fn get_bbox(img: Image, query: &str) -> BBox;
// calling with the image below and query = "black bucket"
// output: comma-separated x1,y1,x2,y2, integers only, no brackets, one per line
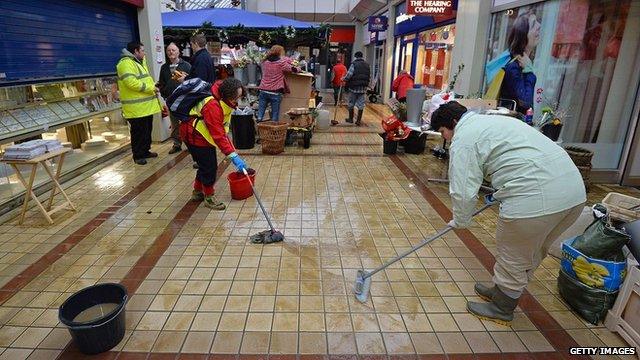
383,138,398,155
59,283,128,355
230,114,256,150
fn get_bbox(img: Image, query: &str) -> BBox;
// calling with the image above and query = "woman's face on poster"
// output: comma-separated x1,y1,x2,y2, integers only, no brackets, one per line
528,14,541,48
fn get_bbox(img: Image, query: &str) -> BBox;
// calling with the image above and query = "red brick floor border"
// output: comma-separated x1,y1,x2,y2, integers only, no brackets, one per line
0,152,190,305
389,155,589,360
58,160,232,359
51,151,579,359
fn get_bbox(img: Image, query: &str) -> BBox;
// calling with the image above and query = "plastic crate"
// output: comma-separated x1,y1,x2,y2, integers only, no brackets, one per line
602,192,640,223
605,258,640,350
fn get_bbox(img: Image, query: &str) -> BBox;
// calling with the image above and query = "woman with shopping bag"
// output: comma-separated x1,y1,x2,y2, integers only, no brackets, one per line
485,13,541,114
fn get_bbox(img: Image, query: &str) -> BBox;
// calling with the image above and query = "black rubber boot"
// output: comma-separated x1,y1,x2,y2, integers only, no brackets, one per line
474,283,496,302
467,286,519,325
355,109,363,126
345,108,354,123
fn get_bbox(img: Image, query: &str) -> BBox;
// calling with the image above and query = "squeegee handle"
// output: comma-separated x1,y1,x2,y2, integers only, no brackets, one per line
365,203,493,279
243,168,277,232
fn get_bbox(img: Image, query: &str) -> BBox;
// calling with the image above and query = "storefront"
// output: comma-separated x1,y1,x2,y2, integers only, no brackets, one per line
364,14,389,99
391,0,458,96
483,0,640,182
0,0,142,211
322,26,356,89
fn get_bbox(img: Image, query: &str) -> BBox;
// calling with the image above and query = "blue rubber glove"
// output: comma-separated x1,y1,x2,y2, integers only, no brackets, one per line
484,194,497,205
228,152,247,172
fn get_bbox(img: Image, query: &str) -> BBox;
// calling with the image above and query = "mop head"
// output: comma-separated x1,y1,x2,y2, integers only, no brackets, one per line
250,230,284,244
353,270,372,303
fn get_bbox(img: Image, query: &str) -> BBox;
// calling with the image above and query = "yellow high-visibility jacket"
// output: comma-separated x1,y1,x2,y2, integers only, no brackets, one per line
189,96,232,147
116,49,161,119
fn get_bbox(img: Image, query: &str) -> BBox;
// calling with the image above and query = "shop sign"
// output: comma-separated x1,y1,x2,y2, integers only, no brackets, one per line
407,0,453,16
368,16,388,32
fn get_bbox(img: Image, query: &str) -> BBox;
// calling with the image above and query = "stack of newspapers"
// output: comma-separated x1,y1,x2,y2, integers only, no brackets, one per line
3,140,63,160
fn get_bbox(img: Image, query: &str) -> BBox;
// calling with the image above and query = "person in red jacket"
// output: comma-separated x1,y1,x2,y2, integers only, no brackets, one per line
180,78,249,210
392,70,415,103
331,59,348,106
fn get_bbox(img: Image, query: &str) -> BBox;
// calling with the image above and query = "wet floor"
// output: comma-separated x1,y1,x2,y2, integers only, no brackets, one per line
0,104,636,359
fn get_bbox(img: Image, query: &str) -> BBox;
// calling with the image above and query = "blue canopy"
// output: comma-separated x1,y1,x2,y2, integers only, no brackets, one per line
162,8,315,29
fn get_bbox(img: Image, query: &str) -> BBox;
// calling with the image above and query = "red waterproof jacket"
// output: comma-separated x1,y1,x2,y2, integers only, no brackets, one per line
392,72,415,99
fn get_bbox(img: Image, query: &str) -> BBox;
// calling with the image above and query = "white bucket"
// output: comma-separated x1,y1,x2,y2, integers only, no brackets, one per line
316,109,330,130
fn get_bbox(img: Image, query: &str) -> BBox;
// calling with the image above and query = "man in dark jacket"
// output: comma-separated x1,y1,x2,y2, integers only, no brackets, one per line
342,51,370,126
158,43,191,154
176,33,215,84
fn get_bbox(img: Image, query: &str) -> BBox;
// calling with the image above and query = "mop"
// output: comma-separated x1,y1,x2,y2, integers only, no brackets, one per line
331,85,343,126
353,199,495,303
242,168,284,244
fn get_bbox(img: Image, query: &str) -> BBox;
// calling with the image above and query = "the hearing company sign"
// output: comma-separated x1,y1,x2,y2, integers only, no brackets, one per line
407,0,453,15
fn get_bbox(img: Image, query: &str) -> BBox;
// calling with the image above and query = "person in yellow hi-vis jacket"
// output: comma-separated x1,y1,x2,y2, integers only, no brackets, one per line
429,101,586,325
116,41,161,165
179,78,248,210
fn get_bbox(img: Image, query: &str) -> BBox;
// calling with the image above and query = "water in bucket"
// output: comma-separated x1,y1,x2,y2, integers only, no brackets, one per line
73,303,119,323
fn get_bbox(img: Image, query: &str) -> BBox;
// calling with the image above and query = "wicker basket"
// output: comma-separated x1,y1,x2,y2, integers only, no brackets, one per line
257,121,288,155
565,146,594,166
602,192,640,223
288,114,314,128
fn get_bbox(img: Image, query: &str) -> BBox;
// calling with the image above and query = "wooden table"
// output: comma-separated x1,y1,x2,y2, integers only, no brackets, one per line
2,148,76,225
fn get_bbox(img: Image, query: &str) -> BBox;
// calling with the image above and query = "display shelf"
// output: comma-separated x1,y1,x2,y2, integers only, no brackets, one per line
0,106,121,144
0,91,112,112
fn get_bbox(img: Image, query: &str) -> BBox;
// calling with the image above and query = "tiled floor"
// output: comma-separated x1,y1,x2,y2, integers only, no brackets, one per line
0,104,637,360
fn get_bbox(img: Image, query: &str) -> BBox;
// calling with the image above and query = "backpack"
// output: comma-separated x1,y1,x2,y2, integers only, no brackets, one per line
165,78,212,122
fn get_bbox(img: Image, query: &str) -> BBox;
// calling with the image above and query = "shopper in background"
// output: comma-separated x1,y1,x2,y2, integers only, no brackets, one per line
331,59,347,107
116,41,161,166
298,55,308,72
500,13,540,114
430,101,586,325
158,42,191,155
342,51,371,126
177,33,215,84
392,69,414,103
180,78,249,210
257,45,296,122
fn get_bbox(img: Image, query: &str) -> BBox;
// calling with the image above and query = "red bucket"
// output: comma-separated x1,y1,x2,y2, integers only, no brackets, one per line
227,168,256,200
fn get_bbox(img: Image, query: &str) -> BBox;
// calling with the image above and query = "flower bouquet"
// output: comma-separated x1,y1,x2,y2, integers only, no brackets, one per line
535,99,569,142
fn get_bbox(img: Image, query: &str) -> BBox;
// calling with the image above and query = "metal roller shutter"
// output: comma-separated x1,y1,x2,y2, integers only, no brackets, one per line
0,0,138,86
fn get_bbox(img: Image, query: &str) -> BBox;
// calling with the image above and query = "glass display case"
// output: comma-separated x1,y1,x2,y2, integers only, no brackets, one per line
0,77,131,209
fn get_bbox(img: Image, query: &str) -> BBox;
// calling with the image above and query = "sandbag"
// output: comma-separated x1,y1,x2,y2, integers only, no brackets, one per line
572,206,629,261
557,268,618,325
561,238,627,291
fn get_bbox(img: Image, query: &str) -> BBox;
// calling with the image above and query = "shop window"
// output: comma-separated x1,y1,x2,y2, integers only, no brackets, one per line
486,0,640,169
415,25,455,93
0,77,128,204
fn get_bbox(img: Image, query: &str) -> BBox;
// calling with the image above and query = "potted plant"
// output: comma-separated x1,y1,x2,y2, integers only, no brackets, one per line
244,42,263,86
534,99,569,142
231,56,248,84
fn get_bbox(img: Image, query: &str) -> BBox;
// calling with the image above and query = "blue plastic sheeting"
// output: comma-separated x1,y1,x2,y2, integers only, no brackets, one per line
0,0,137,86
162,8,314,29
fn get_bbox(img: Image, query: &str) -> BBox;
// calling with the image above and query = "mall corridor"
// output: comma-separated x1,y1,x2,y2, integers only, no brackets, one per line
0,104,635,359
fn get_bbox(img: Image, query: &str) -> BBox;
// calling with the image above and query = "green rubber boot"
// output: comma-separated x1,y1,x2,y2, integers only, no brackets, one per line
467,286,518,326
191,190,204,202
203,195,226,210
474,283,496,302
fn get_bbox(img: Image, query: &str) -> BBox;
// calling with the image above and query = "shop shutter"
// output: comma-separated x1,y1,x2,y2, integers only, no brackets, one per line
0,0,138,86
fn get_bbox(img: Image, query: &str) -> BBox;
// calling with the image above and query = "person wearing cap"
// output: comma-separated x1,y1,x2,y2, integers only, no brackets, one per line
341,51,371,126
429,101,586,325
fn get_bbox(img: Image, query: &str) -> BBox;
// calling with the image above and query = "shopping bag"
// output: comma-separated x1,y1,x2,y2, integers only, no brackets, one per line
484,69,505,101
485,50,511,86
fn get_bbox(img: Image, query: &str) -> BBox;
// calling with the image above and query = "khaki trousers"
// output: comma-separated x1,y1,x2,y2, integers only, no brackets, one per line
492,203,585,297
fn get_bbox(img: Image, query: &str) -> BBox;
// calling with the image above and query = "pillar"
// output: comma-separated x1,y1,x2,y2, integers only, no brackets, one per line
449,0,491,96
138,0,170,142
381,2,396,101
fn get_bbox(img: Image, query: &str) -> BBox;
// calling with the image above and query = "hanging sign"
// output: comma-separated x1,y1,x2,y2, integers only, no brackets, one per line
368,16,388,32
407,0,454,16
